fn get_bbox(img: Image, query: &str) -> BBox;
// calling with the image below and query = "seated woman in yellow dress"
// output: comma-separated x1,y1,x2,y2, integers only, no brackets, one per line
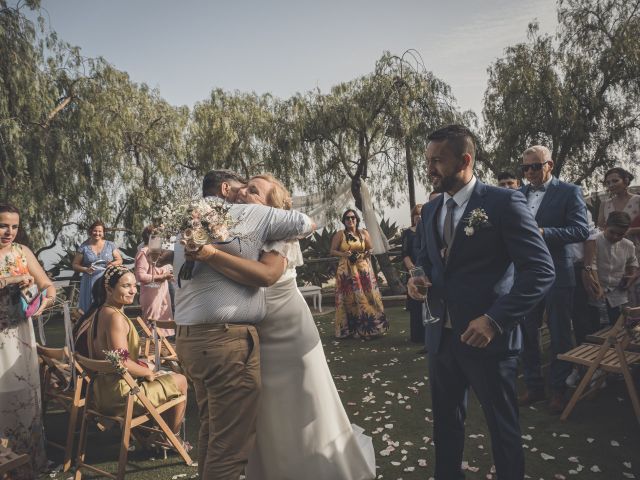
77,265,187,435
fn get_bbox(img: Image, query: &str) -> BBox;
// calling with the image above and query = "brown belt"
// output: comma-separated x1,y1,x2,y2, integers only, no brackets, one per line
176,323,253,335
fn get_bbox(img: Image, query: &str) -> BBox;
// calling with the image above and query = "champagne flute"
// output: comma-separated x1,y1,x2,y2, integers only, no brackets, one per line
409,267,440,325
147,234,163,289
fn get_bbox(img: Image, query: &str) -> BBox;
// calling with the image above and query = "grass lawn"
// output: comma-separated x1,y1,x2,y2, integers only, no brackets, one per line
41,306,639,479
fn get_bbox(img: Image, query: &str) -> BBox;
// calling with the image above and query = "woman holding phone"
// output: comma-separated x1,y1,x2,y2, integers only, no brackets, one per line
72,220,122,313
0,203,56,478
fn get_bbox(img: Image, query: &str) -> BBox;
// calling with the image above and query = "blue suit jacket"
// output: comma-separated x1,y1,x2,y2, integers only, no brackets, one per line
416,181,555,356
519,177,589,288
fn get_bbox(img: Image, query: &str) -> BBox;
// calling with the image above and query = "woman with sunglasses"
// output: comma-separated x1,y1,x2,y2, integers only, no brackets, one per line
330,209,388,339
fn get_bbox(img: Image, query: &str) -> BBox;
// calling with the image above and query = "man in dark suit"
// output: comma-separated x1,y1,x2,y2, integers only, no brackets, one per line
517,146,590,413
408,125,555,479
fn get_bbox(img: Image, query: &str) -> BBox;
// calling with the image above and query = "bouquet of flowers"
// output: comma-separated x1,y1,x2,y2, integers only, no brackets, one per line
103,348,130,375
158,196,240,281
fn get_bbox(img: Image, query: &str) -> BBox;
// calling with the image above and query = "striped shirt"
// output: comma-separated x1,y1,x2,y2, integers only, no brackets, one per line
173,203,313,325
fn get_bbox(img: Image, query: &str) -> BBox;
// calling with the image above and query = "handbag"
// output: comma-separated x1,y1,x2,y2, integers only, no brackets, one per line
20,285,47,318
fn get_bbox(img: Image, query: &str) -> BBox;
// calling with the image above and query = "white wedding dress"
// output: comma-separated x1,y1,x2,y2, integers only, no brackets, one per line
245,241,376,480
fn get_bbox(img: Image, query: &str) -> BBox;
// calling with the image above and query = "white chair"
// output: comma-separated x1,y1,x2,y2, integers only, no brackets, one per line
299,285,323,312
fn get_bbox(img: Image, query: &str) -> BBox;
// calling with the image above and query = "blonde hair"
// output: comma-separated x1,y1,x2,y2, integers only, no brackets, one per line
522,145,552,163
252,173,292,210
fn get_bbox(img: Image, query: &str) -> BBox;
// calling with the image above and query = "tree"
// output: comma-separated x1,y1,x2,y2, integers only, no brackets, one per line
482,0,640,184
187,89,283,179
300,53,458,293
1,1,188,253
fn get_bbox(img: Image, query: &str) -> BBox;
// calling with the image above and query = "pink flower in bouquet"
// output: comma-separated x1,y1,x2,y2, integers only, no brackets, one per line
210,224,229,241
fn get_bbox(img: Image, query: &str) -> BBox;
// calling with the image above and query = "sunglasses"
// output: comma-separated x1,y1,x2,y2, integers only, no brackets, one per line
521,161,549,173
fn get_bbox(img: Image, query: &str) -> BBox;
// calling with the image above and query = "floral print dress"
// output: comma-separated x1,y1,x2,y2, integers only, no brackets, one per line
0,243,47,478
334,231,388,338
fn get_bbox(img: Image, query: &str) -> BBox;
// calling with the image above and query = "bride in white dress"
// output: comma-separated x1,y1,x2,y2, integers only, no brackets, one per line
205,174,375,480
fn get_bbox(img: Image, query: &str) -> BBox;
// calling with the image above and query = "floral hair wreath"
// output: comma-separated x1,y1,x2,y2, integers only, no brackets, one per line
103,265,131,287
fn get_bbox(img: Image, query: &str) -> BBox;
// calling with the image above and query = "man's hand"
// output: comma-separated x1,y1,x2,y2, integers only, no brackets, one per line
582,270,603,300
460,315,496,348
185,244,217,263
407,276,432,301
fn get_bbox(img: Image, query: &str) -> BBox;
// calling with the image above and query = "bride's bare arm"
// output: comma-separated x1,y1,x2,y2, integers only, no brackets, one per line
187,246,286,287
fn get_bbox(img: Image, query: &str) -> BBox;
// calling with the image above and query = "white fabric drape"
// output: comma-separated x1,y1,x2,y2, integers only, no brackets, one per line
292,180,389,254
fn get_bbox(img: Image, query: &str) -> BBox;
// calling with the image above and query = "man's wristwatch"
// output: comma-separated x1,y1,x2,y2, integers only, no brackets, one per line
583,265,593,272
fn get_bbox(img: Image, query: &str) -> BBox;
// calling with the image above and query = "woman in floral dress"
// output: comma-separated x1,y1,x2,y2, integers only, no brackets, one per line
330,209,388,338
0,204,56,478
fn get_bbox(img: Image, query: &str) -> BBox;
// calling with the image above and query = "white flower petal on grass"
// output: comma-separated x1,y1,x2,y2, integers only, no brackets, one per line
587,437,595,443
418,459,428,467
624,462,632,469
611,440,620,447
540,453,555,461
622,473,636,479
568,457,579,463
590,465,601,472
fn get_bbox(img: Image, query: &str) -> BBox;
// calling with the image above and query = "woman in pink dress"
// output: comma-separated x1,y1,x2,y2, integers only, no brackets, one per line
134,225,174,336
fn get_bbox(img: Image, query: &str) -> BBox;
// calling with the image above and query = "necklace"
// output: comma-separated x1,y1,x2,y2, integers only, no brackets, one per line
104,302,124,312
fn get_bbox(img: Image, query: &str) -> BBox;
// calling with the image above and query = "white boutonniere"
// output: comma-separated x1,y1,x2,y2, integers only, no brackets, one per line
464,208,491,236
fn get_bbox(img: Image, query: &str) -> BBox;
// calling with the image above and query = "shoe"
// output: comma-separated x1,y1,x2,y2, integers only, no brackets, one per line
565,368,581,388
518,388,546,406
548,392,566,415
588,369,606,389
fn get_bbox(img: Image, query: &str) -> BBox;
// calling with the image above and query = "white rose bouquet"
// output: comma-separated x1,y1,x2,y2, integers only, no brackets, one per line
158,196,239,281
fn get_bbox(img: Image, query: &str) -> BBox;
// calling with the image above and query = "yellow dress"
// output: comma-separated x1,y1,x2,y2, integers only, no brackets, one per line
334,230,388,338
90,307,181,416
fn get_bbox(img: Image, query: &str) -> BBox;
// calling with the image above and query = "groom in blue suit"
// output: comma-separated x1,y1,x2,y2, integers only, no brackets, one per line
409,125,555,479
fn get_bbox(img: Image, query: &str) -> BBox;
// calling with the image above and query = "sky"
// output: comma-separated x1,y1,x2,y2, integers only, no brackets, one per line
38,0,559,228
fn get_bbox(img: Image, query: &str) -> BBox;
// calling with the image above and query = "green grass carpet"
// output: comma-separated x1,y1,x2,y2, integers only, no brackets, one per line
41,306,639,479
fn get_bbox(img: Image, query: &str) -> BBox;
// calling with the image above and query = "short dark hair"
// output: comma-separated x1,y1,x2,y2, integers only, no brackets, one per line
341,209,361,229
497,171,518,181
606,211,631,229
202,170,246,197
427,124,476,162
604,167,634,186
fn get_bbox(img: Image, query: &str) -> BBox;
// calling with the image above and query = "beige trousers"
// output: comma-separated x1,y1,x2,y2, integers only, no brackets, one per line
176,323,260,480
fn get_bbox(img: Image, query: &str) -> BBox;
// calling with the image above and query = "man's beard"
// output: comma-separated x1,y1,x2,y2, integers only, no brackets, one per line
431,172,459,193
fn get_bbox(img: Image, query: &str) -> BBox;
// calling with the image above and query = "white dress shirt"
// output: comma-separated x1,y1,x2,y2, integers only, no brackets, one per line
525,176,553,217
590,232,639,308
438,176,477,240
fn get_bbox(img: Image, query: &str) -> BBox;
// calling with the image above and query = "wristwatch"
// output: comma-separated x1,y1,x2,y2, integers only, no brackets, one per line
583,265,593,272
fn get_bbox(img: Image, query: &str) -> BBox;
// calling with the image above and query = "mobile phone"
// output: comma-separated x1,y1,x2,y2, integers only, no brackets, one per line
20,284,39,303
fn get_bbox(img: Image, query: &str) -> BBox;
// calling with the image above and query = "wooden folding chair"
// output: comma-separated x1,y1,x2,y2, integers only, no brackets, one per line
73,354,192,480
0,443,30,477
37,344,86,472
558,307,640,425
134,316,181,373
586,324,640,352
